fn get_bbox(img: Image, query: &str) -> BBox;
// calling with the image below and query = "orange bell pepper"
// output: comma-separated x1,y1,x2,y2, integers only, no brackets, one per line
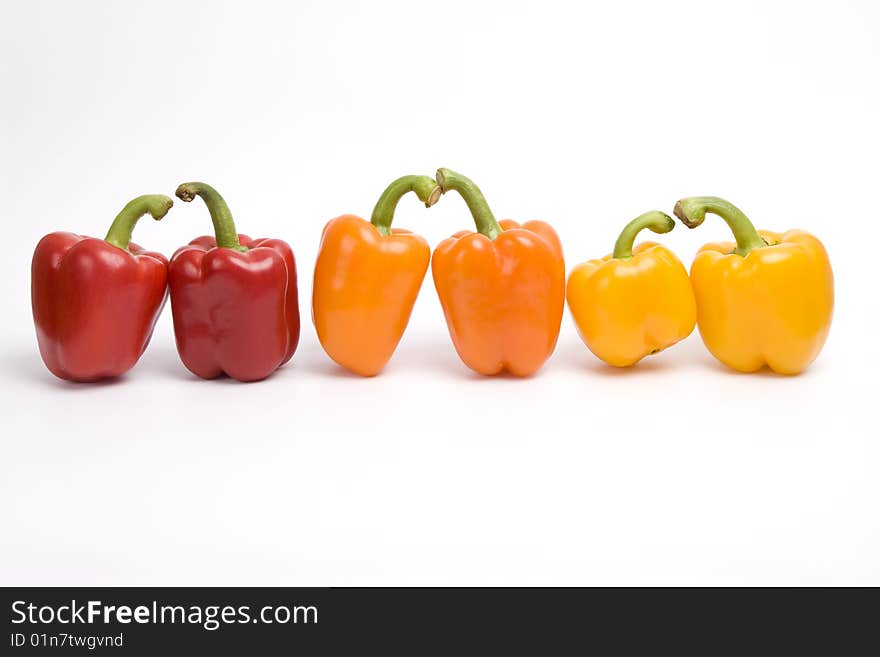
312,175,441,376
431,168,565,376
674,196,834,374
566,211,696,367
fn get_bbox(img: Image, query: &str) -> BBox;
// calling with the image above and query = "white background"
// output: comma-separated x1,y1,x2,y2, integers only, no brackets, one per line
1,0,878,585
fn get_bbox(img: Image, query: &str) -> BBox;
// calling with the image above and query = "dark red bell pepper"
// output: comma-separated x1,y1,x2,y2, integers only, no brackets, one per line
31,194,172,381
169,182,300,382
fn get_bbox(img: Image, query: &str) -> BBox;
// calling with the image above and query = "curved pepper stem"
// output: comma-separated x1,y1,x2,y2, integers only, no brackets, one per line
175,182,246,251
435,168,503,240
104,195,174,251
612,211,675,260
370,175,442,236
674,196,766,257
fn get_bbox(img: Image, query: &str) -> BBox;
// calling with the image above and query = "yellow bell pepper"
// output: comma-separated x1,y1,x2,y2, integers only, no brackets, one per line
674,196,834,375
566,211,696,367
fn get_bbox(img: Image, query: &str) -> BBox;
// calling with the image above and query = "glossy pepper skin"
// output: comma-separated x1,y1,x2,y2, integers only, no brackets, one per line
169,183,299,382
431,169,565,376
567,211,696,367
674,197,833,375
31,195,173,382
313,175,441,376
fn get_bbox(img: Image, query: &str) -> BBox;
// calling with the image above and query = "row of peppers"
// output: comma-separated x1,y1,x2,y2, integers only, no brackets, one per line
31,170,834,382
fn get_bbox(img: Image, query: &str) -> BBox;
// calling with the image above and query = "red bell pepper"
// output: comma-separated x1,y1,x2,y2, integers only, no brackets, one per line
169,182,300,382
31,194,173,382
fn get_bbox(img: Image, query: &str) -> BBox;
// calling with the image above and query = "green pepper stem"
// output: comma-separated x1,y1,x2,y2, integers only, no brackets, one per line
104,195,174,251
370,175,442,236
175,182,245,251
435,168,503,240
673,196,766,256
612,211,675,259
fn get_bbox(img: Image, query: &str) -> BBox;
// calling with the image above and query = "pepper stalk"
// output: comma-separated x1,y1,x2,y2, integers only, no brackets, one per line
612,211,675,260
176,182,247,251
370,175,442,236
104,195,174,251
435,168,504,240
674,196,766,257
